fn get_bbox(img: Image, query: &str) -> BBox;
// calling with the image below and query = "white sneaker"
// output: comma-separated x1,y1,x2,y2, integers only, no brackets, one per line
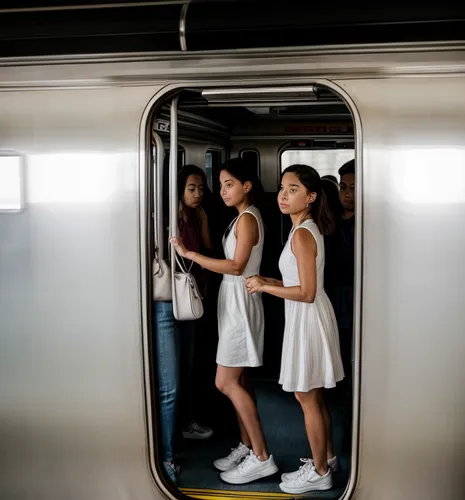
213,442,250,471
279,463,333,494
220,451,279,485
281,456,338,482
182,422,214,440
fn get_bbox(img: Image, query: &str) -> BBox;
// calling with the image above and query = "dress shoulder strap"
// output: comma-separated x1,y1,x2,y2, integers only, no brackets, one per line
236,205,263,244
290,219,320,251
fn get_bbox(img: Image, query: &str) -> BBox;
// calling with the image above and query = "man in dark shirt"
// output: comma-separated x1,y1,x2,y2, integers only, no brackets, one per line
336,159,355,331
325,160,355,334
324,159,355,452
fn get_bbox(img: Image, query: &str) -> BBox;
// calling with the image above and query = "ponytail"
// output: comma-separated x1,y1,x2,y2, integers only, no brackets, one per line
313,188,336,236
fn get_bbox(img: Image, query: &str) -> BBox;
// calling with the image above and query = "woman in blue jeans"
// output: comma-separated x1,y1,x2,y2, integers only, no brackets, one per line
153,300,181,483
153,165,214,483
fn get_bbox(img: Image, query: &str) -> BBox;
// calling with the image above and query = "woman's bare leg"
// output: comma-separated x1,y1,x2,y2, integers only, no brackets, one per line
235,371,261,447
295,388,329,476
321,395,335,459
216,365,268,460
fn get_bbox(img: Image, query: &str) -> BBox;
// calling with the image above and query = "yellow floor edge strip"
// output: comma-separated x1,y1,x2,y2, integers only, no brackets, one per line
179,487,300,500
181,494,294,499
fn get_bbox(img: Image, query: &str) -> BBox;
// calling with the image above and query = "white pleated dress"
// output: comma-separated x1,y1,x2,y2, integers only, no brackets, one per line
279,219,344,392
216,205,265,368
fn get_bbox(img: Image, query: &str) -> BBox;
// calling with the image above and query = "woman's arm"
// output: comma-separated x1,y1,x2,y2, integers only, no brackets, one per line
246,228,317,303
251,276,283,287
170,213,257,276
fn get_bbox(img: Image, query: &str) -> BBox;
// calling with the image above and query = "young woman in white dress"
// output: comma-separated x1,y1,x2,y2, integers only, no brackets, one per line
246,164,344,494
170,158,278,485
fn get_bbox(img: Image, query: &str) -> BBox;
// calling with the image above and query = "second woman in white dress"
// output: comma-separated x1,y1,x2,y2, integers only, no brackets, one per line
170,158,278,484
246,164,344,494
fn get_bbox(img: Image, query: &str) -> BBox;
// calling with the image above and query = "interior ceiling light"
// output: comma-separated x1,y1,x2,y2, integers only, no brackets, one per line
201,86,319,107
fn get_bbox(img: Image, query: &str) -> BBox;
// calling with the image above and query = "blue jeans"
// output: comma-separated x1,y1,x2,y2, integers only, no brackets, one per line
179,320,196,425
153,301,180,462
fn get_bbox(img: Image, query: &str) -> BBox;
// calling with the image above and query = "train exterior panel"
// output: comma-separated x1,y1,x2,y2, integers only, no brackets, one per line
1,44,465,500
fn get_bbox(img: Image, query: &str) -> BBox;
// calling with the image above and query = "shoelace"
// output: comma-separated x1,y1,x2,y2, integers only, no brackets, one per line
294,457,336,471
293,458,313,481
238,451,259,473
227,444,246,460
191,422,209,433
296,458,313,470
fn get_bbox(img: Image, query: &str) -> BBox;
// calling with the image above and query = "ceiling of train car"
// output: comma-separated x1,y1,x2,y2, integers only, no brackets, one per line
177,88,352,129
1,2,465,57
155,86,354,146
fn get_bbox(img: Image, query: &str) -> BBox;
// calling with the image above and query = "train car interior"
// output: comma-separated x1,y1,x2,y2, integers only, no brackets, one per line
149,85,355,499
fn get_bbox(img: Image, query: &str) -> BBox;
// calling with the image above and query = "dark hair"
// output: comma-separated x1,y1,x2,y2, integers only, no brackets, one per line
177,164,211,206
321,178,344,221
219,157,265,209
321,174,338,185
281,164,335,236
338,159,355,178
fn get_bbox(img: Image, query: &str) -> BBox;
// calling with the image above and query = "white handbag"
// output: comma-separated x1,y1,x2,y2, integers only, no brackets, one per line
153,248,172,302
172,254,204,321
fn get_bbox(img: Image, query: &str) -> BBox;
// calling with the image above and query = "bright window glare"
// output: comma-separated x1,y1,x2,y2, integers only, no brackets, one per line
0,156,22,211
394,148,465,204
281,149,354,180
29,153,132,204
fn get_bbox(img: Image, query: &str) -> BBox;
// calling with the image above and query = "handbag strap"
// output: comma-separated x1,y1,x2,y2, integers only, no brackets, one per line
175,253,194,274
174,254,202,300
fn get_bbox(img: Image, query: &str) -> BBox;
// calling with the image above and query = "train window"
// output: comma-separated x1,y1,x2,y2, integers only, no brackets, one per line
205,149,222,192
163,147,185,171
281,148,354,179
240,148,260,177
0,154,23,212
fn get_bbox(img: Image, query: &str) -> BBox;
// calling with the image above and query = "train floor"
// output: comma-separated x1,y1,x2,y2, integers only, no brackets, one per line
177,380,351,498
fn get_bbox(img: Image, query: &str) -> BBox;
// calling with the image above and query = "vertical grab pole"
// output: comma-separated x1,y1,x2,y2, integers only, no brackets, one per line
169,96,179,297
152,131,165,260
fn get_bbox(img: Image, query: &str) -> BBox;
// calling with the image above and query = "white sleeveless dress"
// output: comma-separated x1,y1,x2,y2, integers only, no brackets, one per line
216,205,265,367
279,219,344,392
